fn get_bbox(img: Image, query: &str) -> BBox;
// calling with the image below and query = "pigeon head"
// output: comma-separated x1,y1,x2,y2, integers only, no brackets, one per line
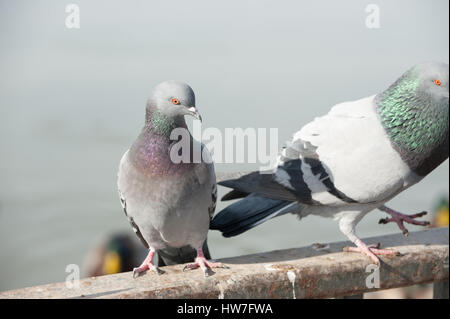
376,62,449,176
146,80,201,123
413,62,449,106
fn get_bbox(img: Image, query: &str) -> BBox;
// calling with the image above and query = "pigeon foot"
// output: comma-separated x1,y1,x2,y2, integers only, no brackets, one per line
343,241,399,265
132,248,164,278
182,249,229,277
378,205,430,236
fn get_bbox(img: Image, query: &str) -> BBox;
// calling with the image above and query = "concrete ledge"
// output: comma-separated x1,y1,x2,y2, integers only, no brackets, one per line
0,227,448,299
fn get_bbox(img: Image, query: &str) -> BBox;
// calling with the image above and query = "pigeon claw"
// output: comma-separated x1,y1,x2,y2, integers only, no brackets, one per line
133,267,145,278
154,267,165,275
132,264,164,278
182,257,228,278
344,241,400,265
203,268,215,278
378,206,430,236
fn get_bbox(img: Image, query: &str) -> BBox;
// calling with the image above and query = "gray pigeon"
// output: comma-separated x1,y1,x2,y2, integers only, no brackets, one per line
211,62,449,265
117,81,224,277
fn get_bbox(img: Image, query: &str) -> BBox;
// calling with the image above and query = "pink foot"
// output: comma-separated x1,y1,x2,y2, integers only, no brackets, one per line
343,240,399,265
378,205,430,236
183,249,229,277
132,248,164,278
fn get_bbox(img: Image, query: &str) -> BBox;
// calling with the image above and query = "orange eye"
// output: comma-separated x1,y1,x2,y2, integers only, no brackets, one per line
434,79,442,86
171,98,180,105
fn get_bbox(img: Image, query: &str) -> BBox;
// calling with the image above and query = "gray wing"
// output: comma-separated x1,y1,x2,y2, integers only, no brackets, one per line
118,189,150,249
199,143,217,220
208,183,217,220
219,156,359,205
117,150,151,249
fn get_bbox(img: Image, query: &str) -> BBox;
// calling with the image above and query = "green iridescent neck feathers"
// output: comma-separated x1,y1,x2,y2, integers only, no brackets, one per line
375,62,449,176
146,109,178,136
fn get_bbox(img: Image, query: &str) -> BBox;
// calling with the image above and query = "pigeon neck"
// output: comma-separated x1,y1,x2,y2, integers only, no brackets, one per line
145,109,187,137
375,73,449,176
129,111,193,175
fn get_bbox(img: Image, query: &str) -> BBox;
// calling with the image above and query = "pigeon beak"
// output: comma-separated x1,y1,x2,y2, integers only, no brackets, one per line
187,106,202,122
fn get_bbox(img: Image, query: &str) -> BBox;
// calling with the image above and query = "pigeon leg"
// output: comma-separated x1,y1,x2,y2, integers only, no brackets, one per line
343,239,399,265
339,215,399,265
182,248,228,277
132,247,164,278
378,205,430,236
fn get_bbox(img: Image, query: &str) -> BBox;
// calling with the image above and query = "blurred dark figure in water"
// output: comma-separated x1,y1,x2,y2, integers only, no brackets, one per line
83,233,147,277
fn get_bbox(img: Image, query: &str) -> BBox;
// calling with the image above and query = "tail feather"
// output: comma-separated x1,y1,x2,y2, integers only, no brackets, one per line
221,189,249,201
210,194,299,237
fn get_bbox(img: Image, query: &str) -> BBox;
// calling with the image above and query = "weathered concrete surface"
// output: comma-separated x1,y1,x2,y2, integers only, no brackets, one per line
0,227,448,299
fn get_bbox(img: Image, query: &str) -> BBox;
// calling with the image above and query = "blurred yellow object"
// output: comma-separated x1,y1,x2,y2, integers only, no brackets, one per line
431,197,449,228
102,251,122,275
435,207,449,227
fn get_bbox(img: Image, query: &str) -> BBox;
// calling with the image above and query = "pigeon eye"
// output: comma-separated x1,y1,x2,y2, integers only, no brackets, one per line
434,79,442,86
171,98,180,105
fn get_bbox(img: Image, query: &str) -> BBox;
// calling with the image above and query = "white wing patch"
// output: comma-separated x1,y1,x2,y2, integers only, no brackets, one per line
300,159,346,205
281,95,416,204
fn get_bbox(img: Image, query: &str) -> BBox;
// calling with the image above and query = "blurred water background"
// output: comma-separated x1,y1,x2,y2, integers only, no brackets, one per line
0,0,448,290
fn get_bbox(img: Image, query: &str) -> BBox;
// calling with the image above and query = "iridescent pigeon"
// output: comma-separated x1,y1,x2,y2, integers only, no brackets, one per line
118,81,225,277
211,62,449,265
